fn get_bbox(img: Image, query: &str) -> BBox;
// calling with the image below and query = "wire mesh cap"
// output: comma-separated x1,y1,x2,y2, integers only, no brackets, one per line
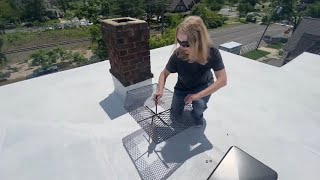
124,84,195,144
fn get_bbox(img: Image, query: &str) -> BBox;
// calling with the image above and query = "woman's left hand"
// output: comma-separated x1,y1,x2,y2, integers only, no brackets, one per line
184,94,201,104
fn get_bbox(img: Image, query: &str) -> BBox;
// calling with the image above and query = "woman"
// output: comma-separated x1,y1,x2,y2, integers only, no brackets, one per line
155,16,227,127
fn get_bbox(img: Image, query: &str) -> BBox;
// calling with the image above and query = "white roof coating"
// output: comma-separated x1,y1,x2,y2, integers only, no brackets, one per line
219,41,243,49
0,45,319,180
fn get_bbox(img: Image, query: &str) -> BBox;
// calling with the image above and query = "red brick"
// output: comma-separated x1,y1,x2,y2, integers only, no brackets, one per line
119,50,127,56
117,38,125,44
122,54,137,61
127,48,138,54
142,57,150,64
138,51,150,57
117,43,134,49
140,23,148,29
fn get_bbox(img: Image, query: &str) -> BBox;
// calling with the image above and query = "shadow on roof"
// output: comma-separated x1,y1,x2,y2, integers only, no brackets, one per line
122,118,213,180
99,91,127,120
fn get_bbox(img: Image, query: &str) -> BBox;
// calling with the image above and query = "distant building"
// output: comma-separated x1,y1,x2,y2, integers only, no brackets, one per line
282,17,320,65
167,0,200,13
218,41,243,55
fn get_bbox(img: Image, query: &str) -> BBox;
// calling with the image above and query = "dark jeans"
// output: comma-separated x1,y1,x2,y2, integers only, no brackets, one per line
170,82,212,122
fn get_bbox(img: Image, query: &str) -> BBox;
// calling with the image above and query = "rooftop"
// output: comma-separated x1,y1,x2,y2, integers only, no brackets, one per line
0,45,319,180
219,41,243,48
283,17,320,64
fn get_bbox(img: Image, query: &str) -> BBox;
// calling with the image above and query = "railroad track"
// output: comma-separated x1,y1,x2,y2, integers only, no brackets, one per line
3,38,91,55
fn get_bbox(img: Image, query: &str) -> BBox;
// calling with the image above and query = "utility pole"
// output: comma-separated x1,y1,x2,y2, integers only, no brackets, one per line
161,0,164,35
256,6,283,50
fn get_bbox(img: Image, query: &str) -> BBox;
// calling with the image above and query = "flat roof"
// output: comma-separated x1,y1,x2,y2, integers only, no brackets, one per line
219,41,243,49
0,45,319,180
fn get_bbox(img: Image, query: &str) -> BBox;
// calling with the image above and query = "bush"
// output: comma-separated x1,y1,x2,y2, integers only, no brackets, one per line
167,14,183,28
0,72,11,79
208,21,218,28
216,20,223,27
246,14,257,23
261,15,269,25
89,25,108,60
73,52,87,66
149,28,175,49
240,18,248,24
222,16,228,22
209,3,222,11
237,3,254,17
279,38,288,43
278,49,284,56
30,48,90,69
57,61,72,70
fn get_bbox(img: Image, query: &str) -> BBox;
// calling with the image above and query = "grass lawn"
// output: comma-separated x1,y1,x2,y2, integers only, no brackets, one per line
2,28,91,51
267,43,284,50
219,22,243,29
242,50,270,60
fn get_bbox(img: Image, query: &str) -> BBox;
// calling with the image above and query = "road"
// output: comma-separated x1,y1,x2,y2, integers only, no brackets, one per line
209,23,290,47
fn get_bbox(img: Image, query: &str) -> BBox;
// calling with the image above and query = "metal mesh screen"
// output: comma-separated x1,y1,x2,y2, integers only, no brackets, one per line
122,129,181,180
124,84,194,144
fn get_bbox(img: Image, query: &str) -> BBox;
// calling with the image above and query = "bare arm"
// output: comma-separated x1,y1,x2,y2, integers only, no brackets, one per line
155,69,171,101
198,69,227,98
184,69,227,104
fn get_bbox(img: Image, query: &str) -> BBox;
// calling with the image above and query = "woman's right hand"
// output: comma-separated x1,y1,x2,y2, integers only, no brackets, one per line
154,90,163,103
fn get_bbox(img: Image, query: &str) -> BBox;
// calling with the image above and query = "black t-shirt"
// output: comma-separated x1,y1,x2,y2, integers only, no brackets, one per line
165,47,225,91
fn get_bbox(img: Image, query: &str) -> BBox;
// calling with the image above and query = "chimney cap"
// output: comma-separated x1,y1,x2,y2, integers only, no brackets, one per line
101,17,146,26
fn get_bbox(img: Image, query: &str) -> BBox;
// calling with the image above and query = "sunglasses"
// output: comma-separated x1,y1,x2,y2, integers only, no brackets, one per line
177,38,190,48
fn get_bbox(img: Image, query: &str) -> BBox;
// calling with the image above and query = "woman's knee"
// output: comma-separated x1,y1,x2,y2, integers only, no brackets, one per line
192,99,208,112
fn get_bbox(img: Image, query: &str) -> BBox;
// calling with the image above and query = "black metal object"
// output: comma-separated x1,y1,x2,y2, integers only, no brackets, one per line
124,84,194,144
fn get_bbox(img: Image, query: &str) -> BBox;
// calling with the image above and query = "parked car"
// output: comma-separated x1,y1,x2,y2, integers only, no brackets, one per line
54,24,63,29
4,23,16,29
263,35,288,44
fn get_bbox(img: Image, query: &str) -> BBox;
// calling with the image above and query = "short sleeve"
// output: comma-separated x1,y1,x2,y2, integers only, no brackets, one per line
165,53,178,73
210,48,225,71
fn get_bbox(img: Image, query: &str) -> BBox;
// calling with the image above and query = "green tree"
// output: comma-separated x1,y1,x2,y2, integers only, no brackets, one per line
58,0,68,14
270,0,301,32
75,0,111,23
167,13,183,28
145,0,169,22
0,0,22,24
241,0,258,7
261,15,269,24
191,4,224,28
205,0,223,11
114,0,145,18
89,25,108,60
73,52,87,66
246,14,257,22
237,3,254,17
0,38,6,66
191,4,208,22
23,0,46,21
306,2,320,18
0,20,6,34
228,0,239,4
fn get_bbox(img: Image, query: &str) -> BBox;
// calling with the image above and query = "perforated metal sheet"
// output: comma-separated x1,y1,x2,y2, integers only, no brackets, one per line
122,129,181,180
122,127,215,180
124,84,194,144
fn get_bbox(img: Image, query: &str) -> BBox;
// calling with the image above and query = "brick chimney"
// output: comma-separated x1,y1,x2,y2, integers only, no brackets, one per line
101,17,153,101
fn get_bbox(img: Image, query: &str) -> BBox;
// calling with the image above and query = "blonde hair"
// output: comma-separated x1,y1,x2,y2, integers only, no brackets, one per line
174,16,213,65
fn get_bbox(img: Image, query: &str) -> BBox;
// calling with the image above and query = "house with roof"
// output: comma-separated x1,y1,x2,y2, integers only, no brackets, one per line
167,0,200,13
0,17,319,180
282,17,320,65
